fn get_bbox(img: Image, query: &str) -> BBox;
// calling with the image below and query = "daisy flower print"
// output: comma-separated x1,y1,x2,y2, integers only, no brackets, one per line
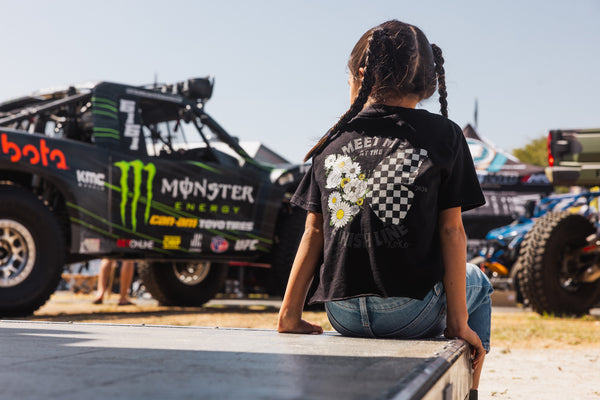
323,152,369,231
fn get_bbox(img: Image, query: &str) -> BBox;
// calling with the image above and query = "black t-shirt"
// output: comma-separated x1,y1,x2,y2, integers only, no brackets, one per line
291,104,485,304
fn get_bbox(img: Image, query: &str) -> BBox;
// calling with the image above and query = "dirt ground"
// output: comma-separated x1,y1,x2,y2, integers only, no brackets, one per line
11,290,600,399
22,291,331,329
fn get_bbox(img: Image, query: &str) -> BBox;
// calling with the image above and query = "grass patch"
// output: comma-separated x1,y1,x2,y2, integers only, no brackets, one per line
491,310,600,349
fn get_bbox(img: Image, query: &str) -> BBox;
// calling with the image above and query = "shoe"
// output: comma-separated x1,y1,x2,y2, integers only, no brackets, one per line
469,389,478,400
92,298,103,305
118,300,135,306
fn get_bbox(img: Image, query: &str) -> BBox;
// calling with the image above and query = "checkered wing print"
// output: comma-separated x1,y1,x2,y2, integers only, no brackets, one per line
366,147,428,225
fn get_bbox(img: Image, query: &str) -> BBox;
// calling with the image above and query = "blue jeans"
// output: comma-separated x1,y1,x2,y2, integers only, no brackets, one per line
324,263,493,351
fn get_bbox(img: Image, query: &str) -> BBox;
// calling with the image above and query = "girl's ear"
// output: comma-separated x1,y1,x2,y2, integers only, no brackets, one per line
358,67,365,80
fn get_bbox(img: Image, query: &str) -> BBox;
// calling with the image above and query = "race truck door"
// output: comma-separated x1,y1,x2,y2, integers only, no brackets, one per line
101,87,277,260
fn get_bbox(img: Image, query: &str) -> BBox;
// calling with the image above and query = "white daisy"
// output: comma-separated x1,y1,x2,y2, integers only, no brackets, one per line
332,155,352,174
326,169,343,189
342,178,368,203
342,161,361,178
328,191,342,210
330,201,354,229
324,154,338,169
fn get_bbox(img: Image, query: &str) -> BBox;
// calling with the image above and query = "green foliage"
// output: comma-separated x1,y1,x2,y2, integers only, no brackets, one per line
512,137,548,166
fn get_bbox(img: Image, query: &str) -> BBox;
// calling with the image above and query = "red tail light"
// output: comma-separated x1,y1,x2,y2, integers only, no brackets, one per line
547,132,554,166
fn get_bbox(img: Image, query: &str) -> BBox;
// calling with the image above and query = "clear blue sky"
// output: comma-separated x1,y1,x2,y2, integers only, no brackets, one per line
3,0,599,162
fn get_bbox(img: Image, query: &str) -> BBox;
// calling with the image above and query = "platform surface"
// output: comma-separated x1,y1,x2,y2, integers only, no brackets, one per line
0,320,468,400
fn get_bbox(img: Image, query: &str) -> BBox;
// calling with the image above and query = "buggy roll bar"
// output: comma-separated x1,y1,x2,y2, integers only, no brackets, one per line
0,92,92,126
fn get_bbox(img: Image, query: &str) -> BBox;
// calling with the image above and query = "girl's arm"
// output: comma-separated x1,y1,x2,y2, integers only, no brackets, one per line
277,211,324,334
439,207,485,369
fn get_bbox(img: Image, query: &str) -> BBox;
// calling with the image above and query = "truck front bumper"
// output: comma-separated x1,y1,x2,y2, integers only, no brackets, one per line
546,165,600,187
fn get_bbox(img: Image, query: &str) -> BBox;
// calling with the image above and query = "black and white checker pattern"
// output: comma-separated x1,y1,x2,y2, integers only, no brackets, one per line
393,148,429,183
366,148,428,225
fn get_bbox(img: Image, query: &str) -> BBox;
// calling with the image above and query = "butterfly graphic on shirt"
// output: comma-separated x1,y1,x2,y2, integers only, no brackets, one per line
365,147,429,225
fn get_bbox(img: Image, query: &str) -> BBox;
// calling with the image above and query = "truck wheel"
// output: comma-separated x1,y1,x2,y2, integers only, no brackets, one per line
0,187,65,316
138,261,228,306
266,206,307,296
521,212,600,315
512,228,535,306
510,261,526,305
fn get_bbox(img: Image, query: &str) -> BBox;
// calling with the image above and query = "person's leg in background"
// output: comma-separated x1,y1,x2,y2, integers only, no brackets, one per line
119,261,135,306
93,259,114,304
118,261,135,305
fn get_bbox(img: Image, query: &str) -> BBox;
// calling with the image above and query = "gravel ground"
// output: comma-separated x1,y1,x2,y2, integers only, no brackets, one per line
480,348,600,399
476,291,600,399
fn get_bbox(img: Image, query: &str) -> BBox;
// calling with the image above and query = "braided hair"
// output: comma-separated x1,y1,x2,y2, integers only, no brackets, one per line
431,44,448,118
304,20,448,161
303,29,385,161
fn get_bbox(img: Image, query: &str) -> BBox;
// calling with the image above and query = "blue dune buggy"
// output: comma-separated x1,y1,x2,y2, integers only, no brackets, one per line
470,190,600,308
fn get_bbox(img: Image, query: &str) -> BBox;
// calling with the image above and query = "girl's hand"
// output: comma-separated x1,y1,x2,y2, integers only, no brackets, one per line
444,325,485,370
276,211,324,335
277,316,323,334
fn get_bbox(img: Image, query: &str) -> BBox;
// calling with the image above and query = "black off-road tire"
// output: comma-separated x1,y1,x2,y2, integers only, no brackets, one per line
0,186,65,316
510,260,526,305
512,227,536,306
138,261,228,306
521,211,600,315
266,206,307,296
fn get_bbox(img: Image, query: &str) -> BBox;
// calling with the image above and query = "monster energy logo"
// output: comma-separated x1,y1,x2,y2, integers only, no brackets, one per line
114,160,156,231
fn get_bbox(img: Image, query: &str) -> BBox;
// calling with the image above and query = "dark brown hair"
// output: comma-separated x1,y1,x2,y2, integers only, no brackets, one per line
304,20,447,161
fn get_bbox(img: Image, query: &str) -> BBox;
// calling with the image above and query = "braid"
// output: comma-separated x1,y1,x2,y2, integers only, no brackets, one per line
304,29,385,162
431,44,448,118
328,53,375,135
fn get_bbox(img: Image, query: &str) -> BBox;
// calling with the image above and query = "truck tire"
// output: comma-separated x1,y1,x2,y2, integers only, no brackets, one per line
138,261,228,306
266,206,307,296
513,227,536,306
521,211,600,315
0,186,65,316
510,261,526,305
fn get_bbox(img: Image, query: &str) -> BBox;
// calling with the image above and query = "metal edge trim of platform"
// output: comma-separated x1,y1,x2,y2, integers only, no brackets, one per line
0,319,276,331
378,339,471,400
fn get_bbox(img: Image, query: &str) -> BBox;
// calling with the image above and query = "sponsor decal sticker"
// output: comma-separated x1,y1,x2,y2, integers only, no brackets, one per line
210,236,229,253
197,219,254,231
76,170,106,190
114,160,156,232
521,173,550,185
189,233,203,252
161,177,255,203
234,239,259,251
1,133,68,170
149,215,198,228
116,239,154,250
163,235,181,250
174,202,241,215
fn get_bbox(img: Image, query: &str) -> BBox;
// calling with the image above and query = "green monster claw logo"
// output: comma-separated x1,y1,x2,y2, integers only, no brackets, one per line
114,160,156,231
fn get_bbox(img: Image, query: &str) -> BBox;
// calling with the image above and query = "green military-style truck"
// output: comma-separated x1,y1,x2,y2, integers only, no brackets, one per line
545,128,600,186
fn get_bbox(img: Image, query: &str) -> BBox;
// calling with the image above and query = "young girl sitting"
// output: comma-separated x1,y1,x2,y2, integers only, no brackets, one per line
277,19,493,398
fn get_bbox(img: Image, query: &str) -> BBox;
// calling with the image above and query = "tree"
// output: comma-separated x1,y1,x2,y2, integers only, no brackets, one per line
512,137,548,166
